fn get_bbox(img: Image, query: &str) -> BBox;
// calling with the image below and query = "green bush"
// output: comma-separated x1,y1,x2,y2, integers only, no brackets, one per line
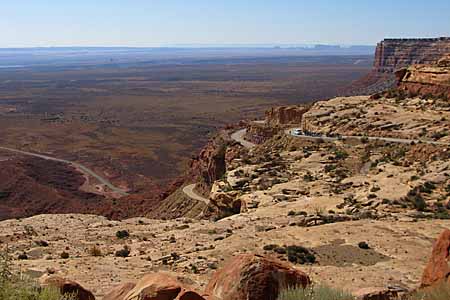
116,230,130,239
1,249,73,300
333,149,349,160
411,282,450,300
278,283,355,300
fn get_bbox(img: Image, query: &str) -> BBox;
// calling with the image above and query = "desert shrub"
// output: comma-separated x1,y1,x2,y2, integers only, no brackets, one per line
17,253,28,260
411,194,427,211
35,240,49,247
116,230,130,239
89,245,102,257
324,164,337,173
406,188,427,211
333,149,349,160
60,251,70,259
263,244,279,251
370,186,381,193
278,283,355,300
410,175,420,181
115,246,130,258
419,182,436,194
358,241,370,249
1,249,73,300
431,130,448,140
286,246,316,264
303,172,315,182
410,282,450,300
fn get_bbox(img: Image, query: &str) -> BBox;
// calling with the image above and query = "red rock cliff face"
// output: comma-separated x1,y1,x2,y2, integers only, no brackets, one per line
188,135,229,188
265,105,309,126
374,37,450,73
396,55,450,99
346,37,450,95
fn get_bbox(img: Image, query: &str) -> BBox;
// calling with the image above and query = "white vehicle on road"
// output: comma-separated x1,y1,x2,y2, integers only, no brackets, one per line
292,129,303,136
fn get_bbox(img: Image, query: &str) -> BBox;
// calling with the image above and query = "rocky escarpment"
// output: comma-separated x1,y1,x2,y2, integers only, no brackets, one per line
265,105,309,126
243,106,309,145
396,54,450,99
374,37,450,73
345,37,450,95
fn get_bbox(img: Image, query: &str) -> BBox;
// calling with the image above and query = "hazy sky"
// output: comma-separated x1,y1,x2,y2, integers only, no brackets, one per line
1,0,449,47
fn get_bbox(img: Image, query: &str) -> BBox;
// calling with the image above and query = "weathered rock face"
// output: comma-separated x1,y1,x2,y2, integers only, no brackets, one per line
41,276,95,300
205,254,311,300
189,135,229,187
103,283,136,300
345,38,450,96
421,229,450,287
203,182,246,220
374,38,450,73
265,105,309,126
245,123,281,144
111,273,205,300
396,54,450,98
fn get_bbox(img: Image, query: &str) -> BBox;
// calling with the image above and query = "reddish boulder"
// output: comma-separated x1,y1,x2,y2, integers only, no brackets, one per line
205,254,311,300
103,283,136,300
41,275,95,300
176,290,206,300
123,273,204,300
421,229,450,287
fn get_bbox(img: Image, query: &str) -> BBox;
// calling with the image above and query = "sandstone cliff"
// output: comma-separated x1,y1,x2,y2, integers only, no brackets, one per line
374,37,450,73
396,54,450,99
346,37,450,95
265,105,309,126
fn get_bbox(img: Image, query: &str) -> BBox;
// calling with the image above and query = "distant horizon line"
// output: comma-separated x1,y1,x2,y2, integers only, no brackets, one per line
0,43,377,50
2,36,448,49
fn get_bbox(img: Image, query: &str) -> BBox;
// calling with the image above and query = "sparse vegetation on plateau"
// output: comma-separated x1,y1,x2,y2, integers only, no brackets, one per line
278,284,355,300
1,249,73,300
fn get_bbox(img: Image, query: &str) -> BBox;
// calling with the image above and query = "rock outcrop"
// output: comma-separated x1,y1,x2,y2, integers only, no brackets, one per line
188,135,229,194
205,254,311,300
104,273,205,300
345,37,450,95
421,229,450,287
374,38,450,73
103,283,136,300
396,54,450,98
245,123,281,145
41,276,95,300
265,105,309,126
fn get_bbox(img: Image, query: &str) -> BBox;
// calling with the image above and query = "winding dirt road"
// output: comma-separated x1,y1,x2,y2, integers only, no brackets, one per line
0,146,129,196
230,129,256,149
287,129,450,146
183,128,257,202
182,184,209,204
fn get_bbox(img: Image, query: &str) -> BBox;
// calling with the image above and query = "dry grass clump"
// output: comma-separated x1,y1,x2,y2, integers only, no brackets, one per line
0,249,74,300
278,283,354,300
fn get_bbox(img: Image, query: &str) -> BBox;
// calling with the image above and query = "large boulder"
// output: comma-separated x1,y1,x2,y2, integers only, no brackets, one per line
421,229,450,287
204,189,246,220
121,273,205,300
103,283,136,300
205,254,311,300
41,275,95,300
